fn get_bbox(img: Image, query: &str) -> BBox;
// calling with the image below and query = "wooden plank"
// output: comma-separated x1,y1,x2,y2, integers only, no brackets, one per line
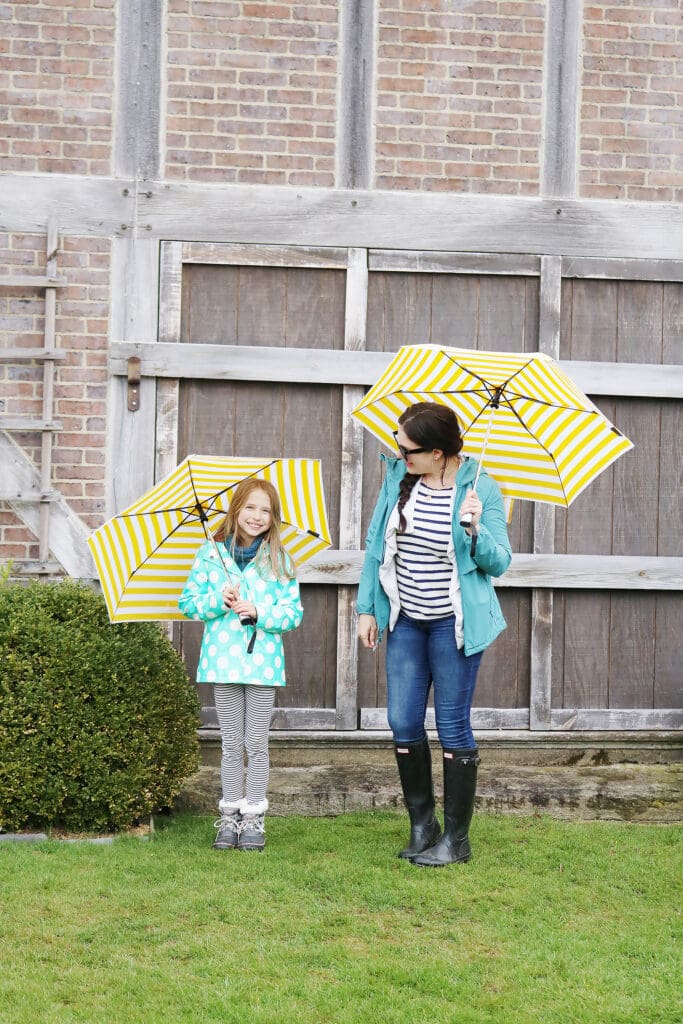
551,709,683,731
138,184,683,259
0,348,66,362
0,491,57,502
39,218,58,563
0,276,67,289
200,706,337,730
609,285,662,709
182,242,348,269
106,236,160,515
0,432,95,578
0,418,61,431
114,0,162,180
360,708,531,731
3,174,683,260
108,344,683,398
336,249,368,730
558,279,616,709
563,257,683,283
156,242,183,483
369,251,540,276
542,0,582,197
297,550,683,590
9,560,62,576
530,257,561,730
337,0,375,189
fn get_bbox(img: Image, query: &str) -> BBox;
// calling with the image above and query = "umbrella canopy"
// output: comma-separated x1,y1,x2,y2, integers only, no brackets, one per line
352,344,633,506
87,455,332,622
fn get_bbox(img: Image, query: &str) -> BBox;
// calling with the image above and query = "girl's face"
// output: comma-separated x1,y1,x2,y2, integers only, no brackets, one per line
395,426,437,475
236,488,273,543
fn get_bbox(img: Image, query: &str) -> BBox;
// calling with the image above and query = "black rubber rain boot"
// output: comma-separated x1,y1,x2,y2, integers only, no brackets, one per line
394,739,442,860
411,749,480,867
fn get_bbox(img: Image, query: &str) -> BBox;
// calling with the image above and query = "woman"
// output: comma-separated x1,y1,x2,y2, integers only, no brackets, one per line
357,402,511,867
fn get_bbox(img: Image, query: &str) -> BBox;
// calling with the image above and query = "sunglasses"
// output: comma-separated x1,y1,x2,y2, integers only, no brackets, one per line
393,431,430,460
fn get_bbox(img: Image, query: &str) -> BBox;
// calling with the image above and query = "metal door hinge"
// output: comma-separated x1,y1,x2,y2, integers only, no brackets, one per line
127,356,141,412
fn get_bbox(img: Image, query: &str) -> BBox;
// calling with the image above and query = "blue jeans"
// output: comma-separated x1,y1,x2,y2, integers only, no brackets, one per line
386,612,483,749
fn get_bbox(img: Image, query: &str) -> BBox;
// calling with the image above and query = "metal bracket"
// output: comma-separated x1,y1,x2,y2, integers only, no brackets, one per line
127,356,141,412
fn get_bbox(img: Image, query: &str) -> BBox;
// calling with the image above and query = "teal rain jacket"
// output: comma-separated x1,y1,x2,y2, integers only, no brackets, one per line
356,456,512,656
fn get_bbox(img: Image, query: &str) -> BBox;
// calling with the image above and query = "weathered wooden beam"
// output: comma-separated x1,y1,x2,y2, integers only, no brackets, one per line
335,248,368,730
369,251,541,275
0,432,95,578
114,0,163,180
530,256,562,731
0,349,66,362
0,276,67,289
108,342,683,399
360,708,531,730
542,0,582,197
182,242,349,269
563,256,683,283
337,0,375,189
4,175,682,261
551,709,683,731
106,237,160,516
297,551,683,591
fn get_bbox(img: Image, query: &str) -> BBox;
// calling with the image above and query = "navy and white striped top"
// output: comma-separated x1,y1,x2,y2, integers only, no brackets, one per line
395,480,454,619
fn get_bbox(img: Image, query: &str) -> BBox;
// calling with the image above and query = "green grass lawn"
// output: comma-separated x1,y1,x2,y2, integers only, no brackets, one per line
1,812,681,1024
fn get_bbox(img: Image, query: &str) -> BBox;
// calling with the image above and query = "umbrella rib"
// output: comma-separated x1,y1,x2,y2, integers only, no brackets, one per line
125,510,205,580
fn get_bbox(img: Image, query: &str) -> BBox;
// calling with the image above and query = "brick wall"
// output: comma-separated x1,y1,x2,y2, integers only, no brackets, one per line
1,0,115,176
0,232,110,559
165,0,338,185
374,0,545,194
581,1,683,202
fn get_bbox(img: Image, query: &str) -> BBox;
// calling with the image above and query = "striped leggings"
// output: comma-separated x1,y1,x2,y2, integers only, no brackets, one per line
214,683,276,809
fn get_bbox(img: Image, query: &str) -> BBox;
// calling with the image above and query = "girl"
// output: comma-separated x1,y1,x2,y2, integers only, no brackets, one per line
179,478,303,852
357,402,511,867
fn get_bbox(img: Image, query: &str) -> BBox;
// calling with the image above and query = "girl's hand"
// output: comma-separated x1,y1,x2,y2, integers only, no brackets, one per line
358,613,378,650
232,598,257,621
459,489,482,532
222,583,239,610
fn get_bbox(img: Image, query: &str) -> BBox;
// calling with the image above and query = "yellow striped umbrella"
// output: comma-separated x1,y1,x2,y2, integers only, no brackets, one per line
87,455,332,622
352,345,633,506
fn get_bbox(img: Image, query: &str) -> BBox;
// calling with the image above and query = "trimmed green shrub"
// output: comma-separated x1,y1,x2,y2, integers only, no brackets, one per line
0,580,200,833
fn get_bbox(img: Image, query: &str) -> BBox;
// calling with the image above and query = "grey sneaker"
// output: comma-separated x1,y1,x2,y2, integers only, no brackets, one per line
238,814,265,852
212,813,241,850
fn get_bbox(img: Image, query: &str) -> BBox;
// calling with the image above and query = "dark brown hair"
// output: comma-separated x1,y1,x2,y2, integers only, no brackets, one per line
396,402,464,531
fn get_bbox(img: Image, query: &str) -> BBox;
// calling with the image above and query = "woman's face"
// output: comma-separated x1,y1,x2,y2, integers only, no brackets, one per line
395,426,437,475
236,487,273,543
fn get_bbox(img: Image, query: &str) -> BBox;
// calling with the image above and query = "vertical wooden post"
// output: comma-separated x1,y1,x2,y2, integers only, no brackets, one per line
38,218,58,564
337,0,376,189
542,0,583,198
530,255,563,729
155,242,183,482
335,248,368,729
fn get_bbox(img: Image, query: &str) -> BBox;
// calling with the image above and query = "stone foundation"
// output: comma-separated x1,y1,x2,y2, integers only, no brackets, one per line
174,732,683,823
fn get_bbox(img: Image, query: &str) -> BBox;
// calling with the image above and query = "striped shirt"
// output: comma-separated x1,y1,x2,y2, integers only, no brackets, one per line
395,480,454,619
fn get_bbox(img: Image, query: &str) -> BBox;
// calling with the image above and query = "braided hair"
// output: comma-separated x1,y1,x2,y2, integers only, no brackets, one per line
395,402,464,532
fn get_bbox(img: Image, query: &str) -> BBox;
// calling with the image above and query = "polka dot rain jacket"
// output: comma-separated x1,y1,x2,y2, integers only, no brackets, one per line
178,540,303,687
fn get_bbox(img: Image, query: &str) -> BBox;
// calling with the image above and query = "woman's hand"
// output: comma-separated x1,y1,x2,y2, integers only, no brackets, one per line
459,489,482,533
358,613,378,650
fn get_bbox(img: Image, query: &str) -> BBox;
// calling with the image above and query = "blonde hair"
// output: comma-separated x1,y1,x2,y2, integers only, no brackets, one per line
213,477,296,580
